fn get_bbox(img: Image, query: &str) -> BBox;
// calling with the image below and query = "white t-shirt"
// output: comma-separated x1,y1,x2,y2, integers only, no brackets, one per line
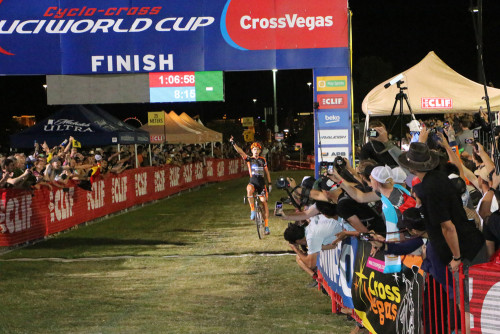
305,214,345,255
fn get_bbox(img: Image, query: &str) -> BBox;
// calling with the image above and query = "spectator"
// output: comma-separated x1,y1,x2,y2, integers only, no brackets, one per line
398,142,487,334
455,117,475,155
359,120,402,167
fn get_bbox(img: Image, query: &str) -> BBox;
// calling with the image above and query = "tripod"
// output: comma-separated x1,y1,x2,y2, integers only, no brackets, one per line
389,81,415,148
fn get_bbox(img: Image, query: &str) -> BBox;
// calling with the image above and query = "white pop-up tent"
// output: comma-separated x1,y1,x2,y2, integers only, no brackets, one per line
361,51,500,135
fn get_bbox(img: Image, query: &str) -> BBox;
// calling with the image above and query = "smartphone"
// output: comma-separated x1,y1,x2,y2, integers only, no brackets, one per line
320,161,328,175
444,122,449,128
368,128,378,138
327,164,334,175
274,201,283,216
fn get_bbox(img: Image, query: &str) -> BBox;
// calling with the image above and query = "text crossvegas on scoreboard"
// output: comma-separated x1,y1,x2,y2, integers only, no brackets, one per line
149,71,224,103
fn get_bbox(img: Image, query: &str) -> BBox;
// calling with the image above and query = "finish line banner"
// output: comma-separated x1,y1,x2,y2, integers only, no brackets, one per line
0,0,348,74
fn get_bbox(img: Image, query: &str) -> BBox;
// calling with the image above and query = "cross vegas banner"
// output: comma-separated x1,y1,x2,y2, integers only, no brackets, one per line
0,0,348,74
352,241,424,334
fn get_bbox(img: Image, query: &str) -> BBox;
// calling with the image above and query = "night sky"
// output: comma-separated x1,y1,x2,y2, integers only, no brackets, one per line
1,0,499,130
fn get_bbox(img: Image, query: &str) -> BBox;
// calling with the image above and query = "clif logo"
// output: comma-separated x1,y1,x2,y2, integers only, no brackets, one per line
318,94,348,109
221,0,348,50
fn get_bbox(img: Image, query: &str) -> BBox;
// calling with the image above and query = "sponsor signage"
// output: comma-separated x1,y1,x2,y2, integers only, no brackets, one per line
318,237,358,309
148,112,165,125
317,76,348,91
318,93,348,109
318,129,348,145
421,97,452,109
317,110,350,128
0,0,348,75
241,117,254,127
352,241,424,334
275,132,284,140
319,146,349,161
150,135,165,142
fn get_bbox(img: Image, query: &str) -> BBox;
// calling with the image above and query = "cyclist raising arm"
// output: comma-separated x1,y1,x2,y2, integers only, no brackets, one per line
230,136,272,235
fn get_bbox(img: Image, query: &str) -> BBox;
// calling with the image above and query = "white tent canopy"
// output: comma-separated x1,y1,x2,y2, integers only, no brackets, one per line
362,51,500,116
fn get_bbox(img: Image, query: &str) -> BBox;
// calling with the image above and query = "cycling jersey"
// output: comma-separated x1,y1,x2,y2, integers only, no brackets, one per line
245,156,267,178
245,156,268,196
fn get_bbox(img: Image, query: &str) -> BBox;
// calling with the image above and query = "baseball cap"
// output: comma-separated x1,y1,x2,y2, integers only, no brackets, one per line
370,165,393,184
391,167,407,184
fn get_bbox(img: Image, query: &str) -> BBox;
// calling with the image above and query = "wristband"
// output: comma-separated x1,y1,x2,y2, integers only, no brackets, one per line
452,255,462,261
490,187,497,193
337,179,343,185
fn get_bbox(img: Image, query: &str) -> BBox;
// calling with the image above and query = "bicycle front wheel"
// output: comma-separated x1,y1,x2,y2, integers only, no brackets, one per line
255,205,265,240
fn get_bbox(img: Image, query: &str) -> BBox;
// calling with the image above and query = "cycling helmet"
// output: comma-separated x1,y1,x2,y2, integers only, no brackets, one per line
250,142,262,150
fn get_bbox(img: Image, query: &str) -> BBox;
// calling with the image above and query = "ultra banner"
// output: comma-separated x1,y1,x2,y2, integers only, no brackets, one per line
0,158,246,246
0,0,348,74
352,241,424,334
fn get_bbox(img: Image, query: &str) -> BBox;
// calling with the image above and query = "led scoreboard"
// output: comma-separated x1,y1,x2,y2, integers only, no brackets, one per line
149,71,224,103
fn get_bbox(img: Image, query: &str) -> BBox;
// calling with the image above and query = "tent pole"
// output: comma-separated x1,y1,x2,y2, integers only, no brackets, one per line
118,144,121,161
364,115,370,145
135,144,138,168
211,142,214,157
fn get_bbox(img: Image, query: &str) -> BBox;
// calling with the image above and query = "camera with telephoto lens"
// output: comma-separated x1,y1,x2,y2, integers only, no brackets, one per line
276,176,290,190
334,155,347,173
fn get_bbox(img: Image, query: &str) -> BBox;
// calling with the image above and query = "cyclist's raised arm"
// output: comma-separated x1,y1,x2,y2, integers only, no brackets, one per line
229,136,247,159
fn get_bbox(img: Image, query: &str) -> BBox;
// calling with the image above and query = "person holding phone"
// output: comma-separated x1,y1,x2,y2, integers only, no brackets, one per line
230,136,272,235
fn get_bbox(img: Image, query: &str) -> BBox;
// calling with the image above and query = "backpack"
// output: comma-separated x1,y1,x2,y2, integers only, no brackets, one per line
393,184,417,214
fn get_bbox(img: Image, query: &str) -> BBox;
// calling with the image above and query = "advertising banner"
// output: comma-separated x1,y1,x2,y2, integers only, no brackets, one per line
313,66,352,177
352,241,424,334
0,158,247,246
469,262,500,333
0,0,348,74
318,237,358,309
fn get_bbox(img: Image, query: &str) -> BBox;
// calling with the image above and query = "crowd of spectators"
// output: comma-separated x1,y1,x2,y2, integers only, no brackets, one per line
0,136,290,191
281,111,498,334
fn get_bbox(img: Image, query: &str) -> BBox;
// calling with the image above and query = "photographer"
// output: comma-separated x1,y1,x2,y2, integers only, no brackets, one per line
360,120,402,167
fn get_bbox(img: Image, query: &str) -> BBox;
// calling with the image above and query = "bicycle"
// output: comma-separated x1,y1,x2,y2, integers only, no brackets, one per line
244,194,266,239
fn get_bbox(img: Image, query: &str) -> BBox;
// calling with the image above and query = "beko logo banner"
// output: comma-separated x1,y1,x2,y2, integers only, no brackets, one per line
317,110,349,128
318,129,349,145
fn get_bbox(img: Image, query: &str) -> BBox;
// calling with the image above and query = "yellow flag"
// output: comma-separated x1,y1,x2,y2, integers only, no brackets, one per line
72,139,82,148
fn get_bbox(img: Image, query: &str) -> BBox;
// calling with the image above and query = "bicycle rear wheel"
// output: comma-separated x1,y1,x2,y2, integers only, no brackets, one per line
255,204,265,239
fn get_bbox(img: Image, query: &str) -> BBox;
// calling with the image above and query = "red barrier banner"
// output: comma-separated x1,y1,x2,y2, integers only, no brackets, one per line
0,159,247,247
469,262,500,333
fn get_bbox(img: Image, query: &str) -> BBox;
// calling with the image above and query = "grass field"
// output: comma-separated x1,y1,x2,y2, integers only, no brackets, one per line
0,171,355,334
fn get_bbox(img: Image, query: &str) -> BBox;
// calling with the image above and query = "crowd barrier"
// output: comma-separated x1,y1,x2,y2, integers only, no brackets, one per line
282,160,314,170
0,158,248,247
316,238,500,334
